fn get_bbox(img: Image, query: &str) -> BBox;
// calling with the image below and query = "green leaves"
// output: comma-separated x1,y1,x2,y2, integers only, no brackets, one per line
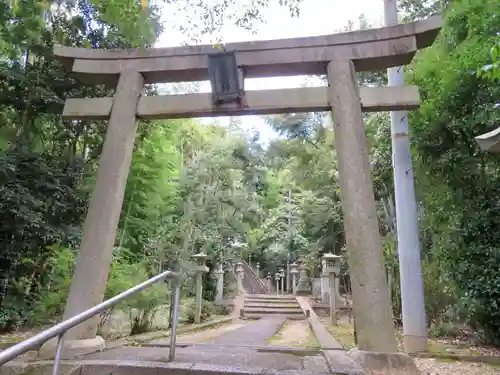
408,0,500,341
478,37,500,81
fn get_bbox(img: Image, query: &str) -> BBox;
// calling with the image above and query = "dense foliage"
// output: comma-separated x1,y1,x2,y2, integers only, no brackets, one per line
1,0,500,345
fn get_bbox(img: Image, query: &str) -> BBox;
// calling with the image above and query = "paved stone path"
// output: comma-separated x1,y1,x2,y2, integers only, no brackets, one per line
80,317,332,374
205,316,285,345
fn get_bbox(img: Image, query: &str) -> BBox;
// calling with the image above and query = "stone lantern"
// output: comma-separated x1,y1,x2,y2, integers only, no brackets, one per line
256,262,260,278
266,272,272,292
192,252,209,324
290,262,299,295
295,260,312,296
213,262,224,302
275,272,281,295
235,262,244,294
321,253,342,325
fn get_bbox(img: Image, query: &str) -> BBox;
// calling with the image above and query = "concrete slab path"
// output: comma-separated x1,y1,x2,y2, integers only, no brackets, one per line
205,316,285,345
80,316,332,374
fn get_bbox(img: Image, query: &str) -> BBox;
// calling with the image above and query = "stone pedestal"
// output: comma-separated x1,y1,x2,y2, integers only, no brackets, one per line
295,264,312,296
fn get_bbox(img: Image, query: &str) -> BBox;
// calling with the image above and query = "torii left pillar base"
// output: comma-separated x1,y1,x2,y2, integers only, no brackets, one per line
40,70,145,359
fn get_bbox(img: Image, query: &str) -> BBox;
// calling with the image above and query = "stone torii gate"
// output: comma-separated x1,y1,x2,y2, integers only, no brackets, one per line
53,15,441,360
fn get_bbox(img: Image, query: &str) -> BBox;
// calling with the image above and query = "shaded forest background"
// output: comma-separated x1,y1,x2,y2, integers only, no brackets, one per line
1,0,500,344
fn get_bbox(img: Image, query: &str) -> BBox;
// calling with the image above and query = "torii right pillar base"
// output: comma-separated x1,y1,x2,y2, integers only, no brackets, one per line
348,349,420,375
39,336,105,360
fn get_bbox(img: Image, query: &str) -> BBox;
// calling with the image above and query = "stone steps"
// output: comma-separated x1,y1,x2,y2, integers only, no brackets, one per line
243,307,303,314
244,303,299,308
241,294,305,319
245,298,297,305
243,312,305,320
245,294,297,303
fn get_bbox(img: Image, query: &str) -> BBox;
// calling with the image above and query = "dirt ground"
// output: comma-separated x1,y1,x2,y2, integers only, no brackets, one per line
322,318,500,375
267,320,319,348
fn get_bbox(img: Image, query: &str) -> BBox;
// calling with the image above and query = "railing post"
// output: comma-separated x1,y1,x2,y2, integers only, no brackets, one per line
52,333,64,375
169,281,181,362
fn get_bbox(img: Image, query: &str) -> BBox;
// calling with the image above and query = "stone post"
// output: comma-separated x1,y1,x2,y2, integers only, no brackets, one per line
386,266,393,304
235,262,244,294
286,262,291,293
193,252,209,324
279,268,285,294
321,257,330,304
214,263,224,302
47,70,144,356
266,272,272,293
256,262,260,278
290,262,299,295
327,59,397,352
275,273,281,295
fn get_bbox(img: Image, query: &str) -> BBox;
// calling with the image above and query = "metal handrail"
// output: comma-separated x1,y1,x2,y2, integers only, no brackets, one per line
0,270,182,372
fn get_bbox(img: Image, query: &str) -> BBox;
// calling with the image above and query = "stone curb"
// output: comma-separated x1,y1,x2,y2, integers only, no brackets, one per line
3,359,332,375
295,297,364,375
295,297,343,350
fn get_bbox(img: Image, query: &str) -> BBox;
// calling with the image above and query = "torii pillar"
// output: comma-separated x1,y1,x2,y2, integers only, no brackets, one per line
41,70,145,357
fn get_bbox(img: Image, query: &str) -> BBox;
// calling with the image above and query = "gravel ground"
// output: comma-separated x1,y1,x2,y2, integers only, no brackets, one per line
415,357,500,374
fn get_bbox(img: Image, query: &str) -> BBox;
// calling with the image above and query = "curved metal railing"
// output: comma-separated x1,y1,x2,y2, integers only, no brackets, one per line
0,270,182,374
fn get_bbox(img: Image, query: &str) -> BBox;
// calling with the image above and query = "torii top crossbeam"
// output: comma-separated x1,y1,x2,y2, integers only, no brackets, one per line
55,15,441,85
54,15,442,120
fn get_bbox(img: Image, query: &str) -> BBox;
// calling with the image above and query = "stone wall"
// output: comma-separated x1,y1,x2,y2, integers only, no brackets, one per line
98,305,171,339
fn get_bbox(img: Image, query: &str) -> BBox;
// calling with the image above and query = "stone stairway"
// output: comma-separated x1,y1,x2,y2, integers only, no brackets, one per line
241,294,305,319
239,260,268,294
